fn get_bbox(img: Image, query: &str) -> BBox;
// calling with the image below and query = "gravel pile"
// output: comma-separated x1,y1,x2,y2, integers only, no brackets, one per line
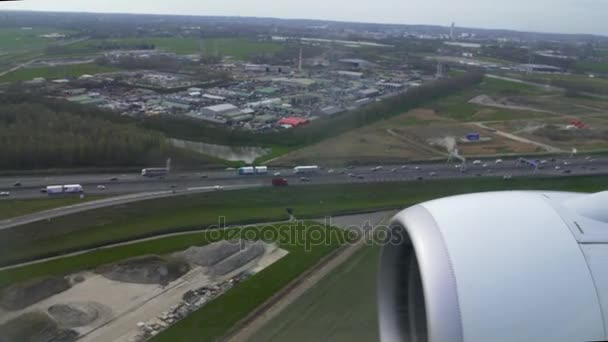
172,240,242,267
96,255,189,285
47,302,101,328
210,241,265,276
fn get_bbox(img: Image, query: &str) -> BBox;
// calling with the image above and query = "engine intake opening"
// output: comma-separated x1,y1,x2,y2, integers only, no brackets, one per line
378,224,428,342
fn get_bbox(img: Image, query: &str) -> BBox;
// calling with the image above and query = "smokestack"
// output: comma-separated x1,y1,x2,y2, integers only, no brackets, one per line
298,46,303,73
450,22,455,41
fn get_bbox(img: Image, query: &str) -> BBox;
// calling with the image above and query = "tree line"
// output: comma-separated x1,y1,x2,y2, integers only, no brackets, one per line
0,97,221,170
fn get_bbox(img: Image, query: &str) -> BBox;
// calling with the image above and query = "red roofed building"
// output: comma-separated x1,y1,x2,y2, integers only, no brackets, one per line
279,117,309,127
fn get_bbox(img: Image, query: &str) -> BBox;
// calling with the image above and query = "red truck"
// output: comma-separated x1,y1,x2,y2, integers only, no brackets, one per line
272,177,288,186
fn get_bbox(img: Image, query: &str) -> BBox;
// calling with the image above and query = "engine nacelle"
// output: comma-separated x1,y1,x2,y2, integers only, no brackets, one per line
378,190,608,342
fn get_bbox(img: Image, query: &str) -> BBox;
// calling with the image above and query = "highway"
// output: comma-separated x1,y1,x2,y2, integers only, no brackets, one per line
1,155,607,201
0,155,606,230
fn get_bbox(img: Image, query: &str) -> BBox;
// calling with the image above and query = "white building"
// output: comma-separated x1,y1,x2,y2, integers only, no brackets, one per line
201,103,239,117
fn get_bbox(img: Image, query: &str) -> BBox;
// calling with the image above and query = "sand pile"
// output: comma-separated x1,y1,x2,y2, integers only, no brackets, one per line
209,241,266,276
172,240,242,267
96,255,189,285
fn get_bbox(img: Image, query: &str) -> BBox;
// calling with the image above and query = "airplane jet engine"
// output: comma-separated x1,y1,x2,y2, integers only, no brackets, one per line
378,190,608,342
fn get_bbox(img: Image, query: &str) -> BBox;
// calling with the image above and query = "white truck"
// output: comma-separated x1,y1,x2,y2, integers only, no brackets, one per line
294,165,320,174
46,184,84,195
238,166,268,175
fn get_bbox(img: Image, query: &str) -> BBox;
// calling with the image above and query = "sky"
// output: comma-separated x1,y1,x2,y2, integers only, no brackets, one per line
1,0,606,36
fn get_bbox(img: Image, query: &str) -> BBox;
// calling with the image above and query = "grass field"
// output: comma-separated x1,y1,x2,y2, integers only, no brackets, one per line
2,175,608,266
60,37,283,59
0,222,346,342
0,63,120,82
249,244,381,342
0,28,72,53
272,76,559,165
0,196,105,220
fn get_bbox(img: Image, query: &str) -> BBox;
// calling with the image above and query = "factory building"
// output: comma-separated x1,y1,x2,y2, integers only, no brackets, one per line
279,117,309,127
201,103,239,117
338,58,376,69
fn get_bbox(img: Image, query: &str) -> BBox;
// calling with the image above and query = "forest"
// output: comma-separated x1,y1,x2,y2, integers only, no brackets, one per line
0,98,220,170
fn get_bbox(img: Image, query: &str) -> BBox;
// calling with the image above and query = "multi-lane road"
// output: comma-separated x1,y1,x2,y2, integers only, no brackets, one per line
1,155,607,200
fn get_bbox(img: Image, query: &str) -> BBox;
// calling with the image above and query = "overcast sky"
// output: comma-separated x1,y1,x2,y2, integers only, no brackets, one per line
1,0,606,36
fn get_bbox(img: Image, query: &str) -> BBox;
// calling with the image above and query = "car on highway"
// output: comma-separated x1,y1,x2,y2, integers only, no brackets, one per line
414,166,420,170
540,160,548,164
495,159,503,164
213,185,224,191
170,184,177,188
13,182,21,187
563,161,570,166
96,185,106,190
417,176,424,180
429,172,437,177
555,166,561,170
200,174,208,179
562,169,572,174
0,191,10,197
272,178,288,186
110,177,118,181
346,165,355,170
482,163,488,168
400,165,408,169
472,160,482,165
372,166,382,171
273,172,281,176
356,175,365,179
348,173,356,178
299,177,310,182
390,168,397,173
40,188,47,193
327,169,335,174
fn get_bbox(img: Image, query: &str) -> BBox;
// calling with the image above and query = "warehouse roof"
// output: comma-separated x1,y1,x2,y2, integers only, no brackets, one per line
279,117,309,126
203,103,238,112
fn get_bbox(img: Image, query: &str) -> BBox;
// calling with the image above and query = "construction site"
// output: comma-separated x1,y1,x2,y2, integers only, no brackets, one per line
0,240,287,342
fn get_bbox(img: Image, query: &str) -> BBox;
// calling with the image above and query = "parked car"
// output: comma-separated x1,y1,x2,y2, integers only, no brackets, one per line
0,191,10,197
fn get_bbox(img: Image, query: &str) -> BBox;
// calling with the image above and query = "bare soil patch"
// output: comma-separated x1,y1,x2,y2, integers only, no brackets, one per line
0,276,71,311
95,255,189,286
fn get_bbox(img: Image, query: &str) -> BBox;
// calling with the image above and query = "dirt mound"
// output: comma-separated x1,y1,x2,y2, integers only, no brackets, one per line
48,302,103,328
0,311,77,342
210,241,266,276
536,124,608,141
172,240,242,267
96,255,189,285
0,276,71,311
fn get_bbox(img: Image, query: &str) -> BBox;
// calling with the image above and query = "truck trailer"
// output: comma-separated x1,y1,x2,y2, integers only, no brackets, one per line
294,165,319,174
46,184,84,195
238,166,268,175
